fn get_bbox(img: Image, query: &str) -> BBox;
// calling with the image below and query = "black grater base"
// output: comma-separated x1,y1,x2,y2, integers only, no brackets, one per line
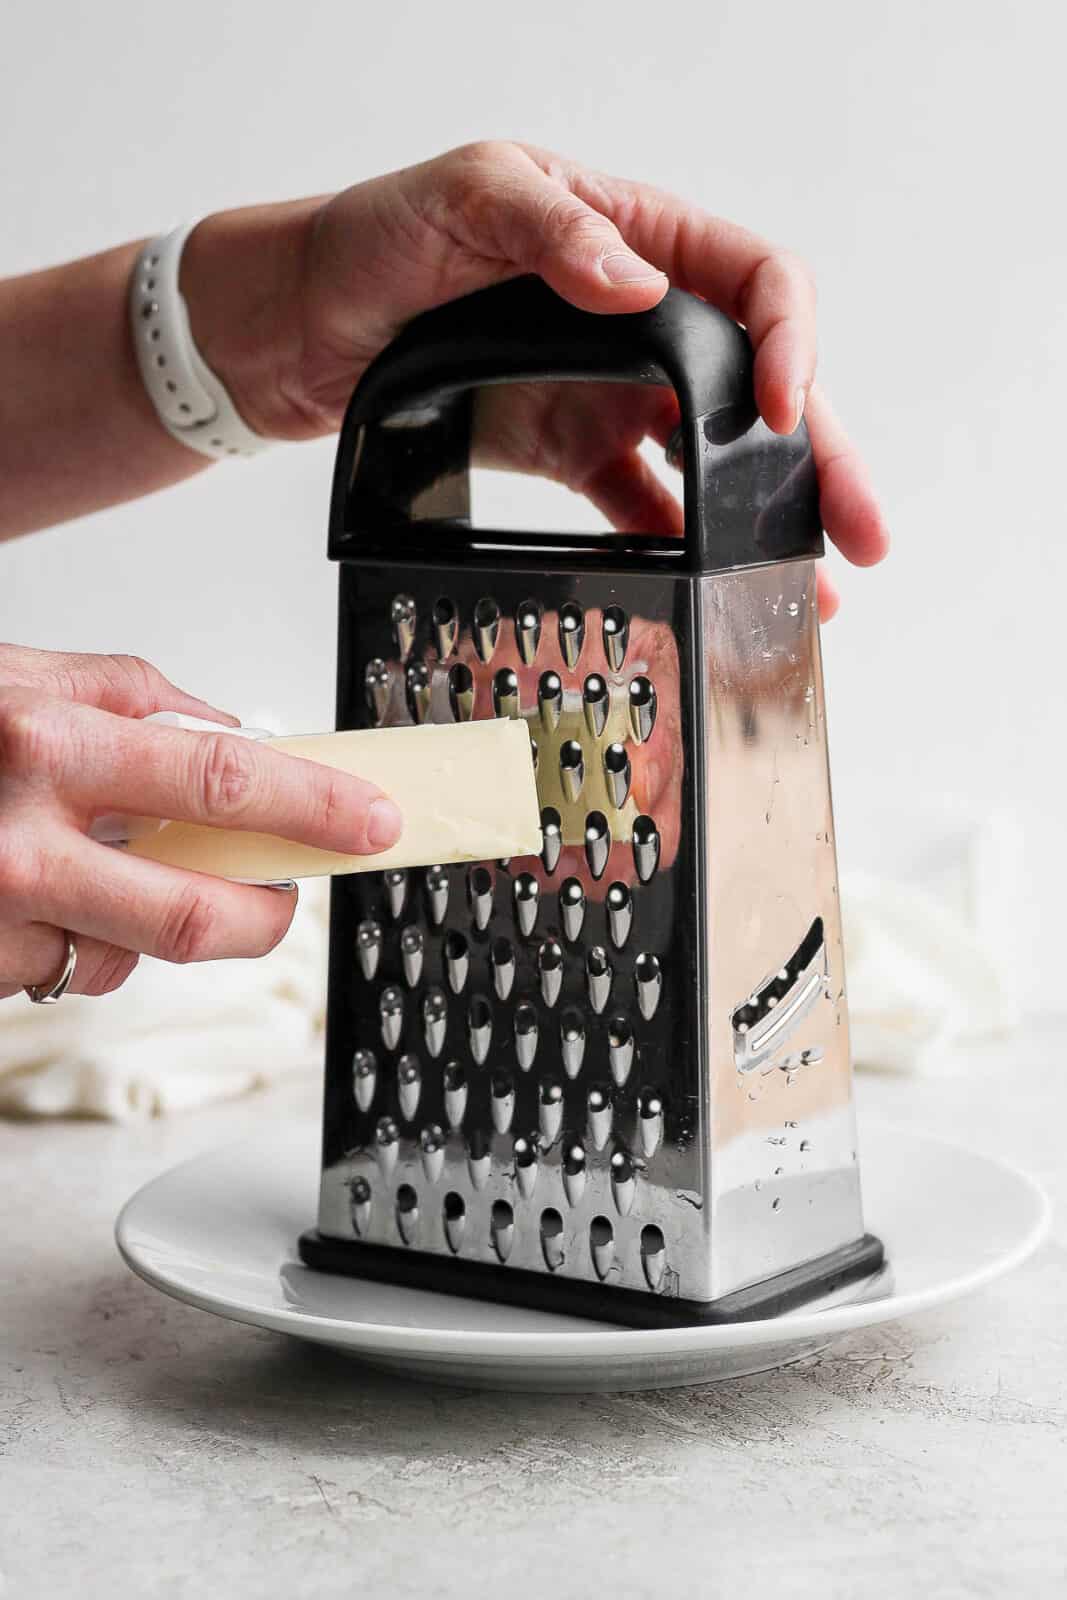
297,1228,885,1330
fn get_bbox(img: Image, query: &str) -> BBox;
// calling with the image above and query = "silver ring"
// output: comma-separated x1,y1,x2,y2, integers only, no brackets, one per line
25,933,78,1005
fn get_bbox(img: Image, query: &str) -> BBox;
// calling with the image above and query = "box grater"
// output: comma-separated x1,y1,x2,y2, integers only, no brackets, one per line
298,278,885,1327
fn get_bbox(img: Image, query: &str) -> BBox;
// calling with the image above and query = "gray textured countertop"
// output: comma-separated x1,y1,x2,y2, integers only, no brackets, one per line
2,1023,1064,1599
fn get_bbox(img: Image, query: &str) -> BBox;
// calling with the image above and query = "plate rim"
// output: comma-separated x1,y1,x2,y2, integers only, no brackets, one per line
115,1120,1052,1359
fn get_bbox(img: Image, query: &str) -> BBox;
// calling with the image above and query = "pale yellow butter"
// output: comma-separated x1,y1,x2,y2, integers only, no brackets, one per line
126,719,541,882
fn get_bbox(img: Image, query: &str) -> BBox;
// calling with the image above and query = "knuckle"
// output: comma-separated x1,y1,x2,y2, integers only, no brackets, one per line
159,886,219,965
0,830,36,902
540,192,601,250
0,694,58,778
315,773,346,841
198,734,256,822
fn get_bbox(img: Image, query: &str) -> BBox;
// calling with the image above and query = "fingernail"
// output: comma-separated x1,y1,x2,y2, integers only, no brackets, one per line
601,252,666,285
265,879,298,892
366,798,403,850
793,387,807,432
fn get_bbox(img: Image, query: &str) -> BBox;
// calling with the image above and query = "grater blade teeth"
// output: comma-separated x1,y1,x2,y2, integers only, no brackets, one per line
419,1124,446,1184
422,987,448,1058
405,660,432,725
610,1149,636,1216
391,595,417,661
396,1183,419,1246
560,1008,586,1078
632,816,661,884
467,1130,491,1190
356,919,382,981
635,953,663,1020
640,1224,667,1290
602,606,629,673
384,869,408,920
349,1176,372,1238
364,659,391,726
638,1089,664,1157
607,1016,635,1087
514,1135,539,1200
538,1079,564,1144
473,596,501,664
513,872,540,938
559,740,585,804
583,812,610,880
466,865,495,932
443,1060,468,1129
537,671,563,732
425,865,450,927
492,666,521,720
491,936,516,1001
603,743,632,809
469,995,493,1066
489,1068,515,1132
432,596,458,661
490,1198,515,1261
538,939,564,1007
447,661,475,722
559,877,586,943
374,1115,400,1178
352,1049,377,1113
628,676,657,743
587,1084,613,1151
540,1207,565,1271
590,1215,615,1281
515,599,543,666
540,807,562,874
582,674,609,739
586,946,614,1014
443,929,469,994
558,602,585,670
443,1191,466,1253
400,925,424,988
606,882,633,949
562,1139,587,1207
379,986,404,1051
397,1054,422,1121
514,1002,539,1071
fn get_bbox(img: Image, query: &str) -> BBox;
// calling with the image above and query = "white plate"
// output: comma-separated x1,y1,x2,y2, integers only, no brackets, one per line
116,1121,1050,1392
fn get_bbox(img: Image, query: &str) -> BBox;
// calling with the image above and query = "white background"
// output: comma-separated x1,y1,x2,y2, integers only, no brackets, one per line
2,0,1064,1007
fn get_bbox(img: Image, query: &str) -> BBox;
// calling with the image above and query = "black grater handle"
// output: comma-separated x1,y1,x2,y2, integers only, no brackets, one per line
329,277,822,573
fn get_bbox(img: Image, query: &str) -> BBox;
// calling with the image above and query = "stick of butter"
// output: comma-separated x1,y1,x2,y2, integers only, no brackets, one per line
125,719,541,882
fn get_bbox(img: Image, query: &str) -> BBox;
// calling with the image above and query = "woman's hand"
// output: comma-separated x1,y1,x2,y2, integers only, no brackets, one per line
0,645,402,1001
183,141,889,617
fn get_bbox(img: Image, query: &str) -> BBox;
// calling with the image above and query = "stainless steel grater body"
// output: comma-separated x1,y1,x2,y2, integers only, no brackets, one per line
301,278,883,1326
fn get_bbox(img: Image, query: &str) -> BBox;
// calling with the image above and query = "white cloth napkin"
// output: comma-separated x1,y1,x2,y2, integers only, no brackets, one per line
0,814,1021,1119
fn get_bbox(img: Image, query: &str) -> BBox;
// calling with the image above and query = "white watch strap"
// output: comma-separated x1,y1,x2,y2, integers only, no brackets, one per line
129,223,272,460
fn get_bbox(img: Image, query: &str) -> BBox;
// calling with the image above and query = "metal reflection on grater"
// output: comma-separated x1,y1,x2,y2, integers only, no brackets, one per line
391,595,416,660
537,671,563,732
405,660,431,724
400,925,424,988
558,602,585,669
583,674,609,739
514,1135,538,1199
443,929,469,994
606,883,633,948
601,606,629,672
628,676,657,743
584,812,610,880
349,1176,372,1238
397,1054,421,1120
559,1008,585,1078
540,807,562,873
466,865,494,932
490,1071,515,1134
513,873,540,937
473,596,501,663
425,865,449,927
375,1115,399,1178
432,596,458,660
352,1049,376,1112
515,599,543,665
587,1084,612,1150
603,743,632,809
492,667,520,719
635,953,663,1020
447,661,475,722
559,740,585,803
364,658,390,725
419,1124,445,1183
379,987,403,1050
638,1088,664,1156
559,878,586,942
586,946,613,1014
383,869,407,919
356,919,382,980
514,1002,539,1070
538,1079,564,1143
422,987,447,1057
